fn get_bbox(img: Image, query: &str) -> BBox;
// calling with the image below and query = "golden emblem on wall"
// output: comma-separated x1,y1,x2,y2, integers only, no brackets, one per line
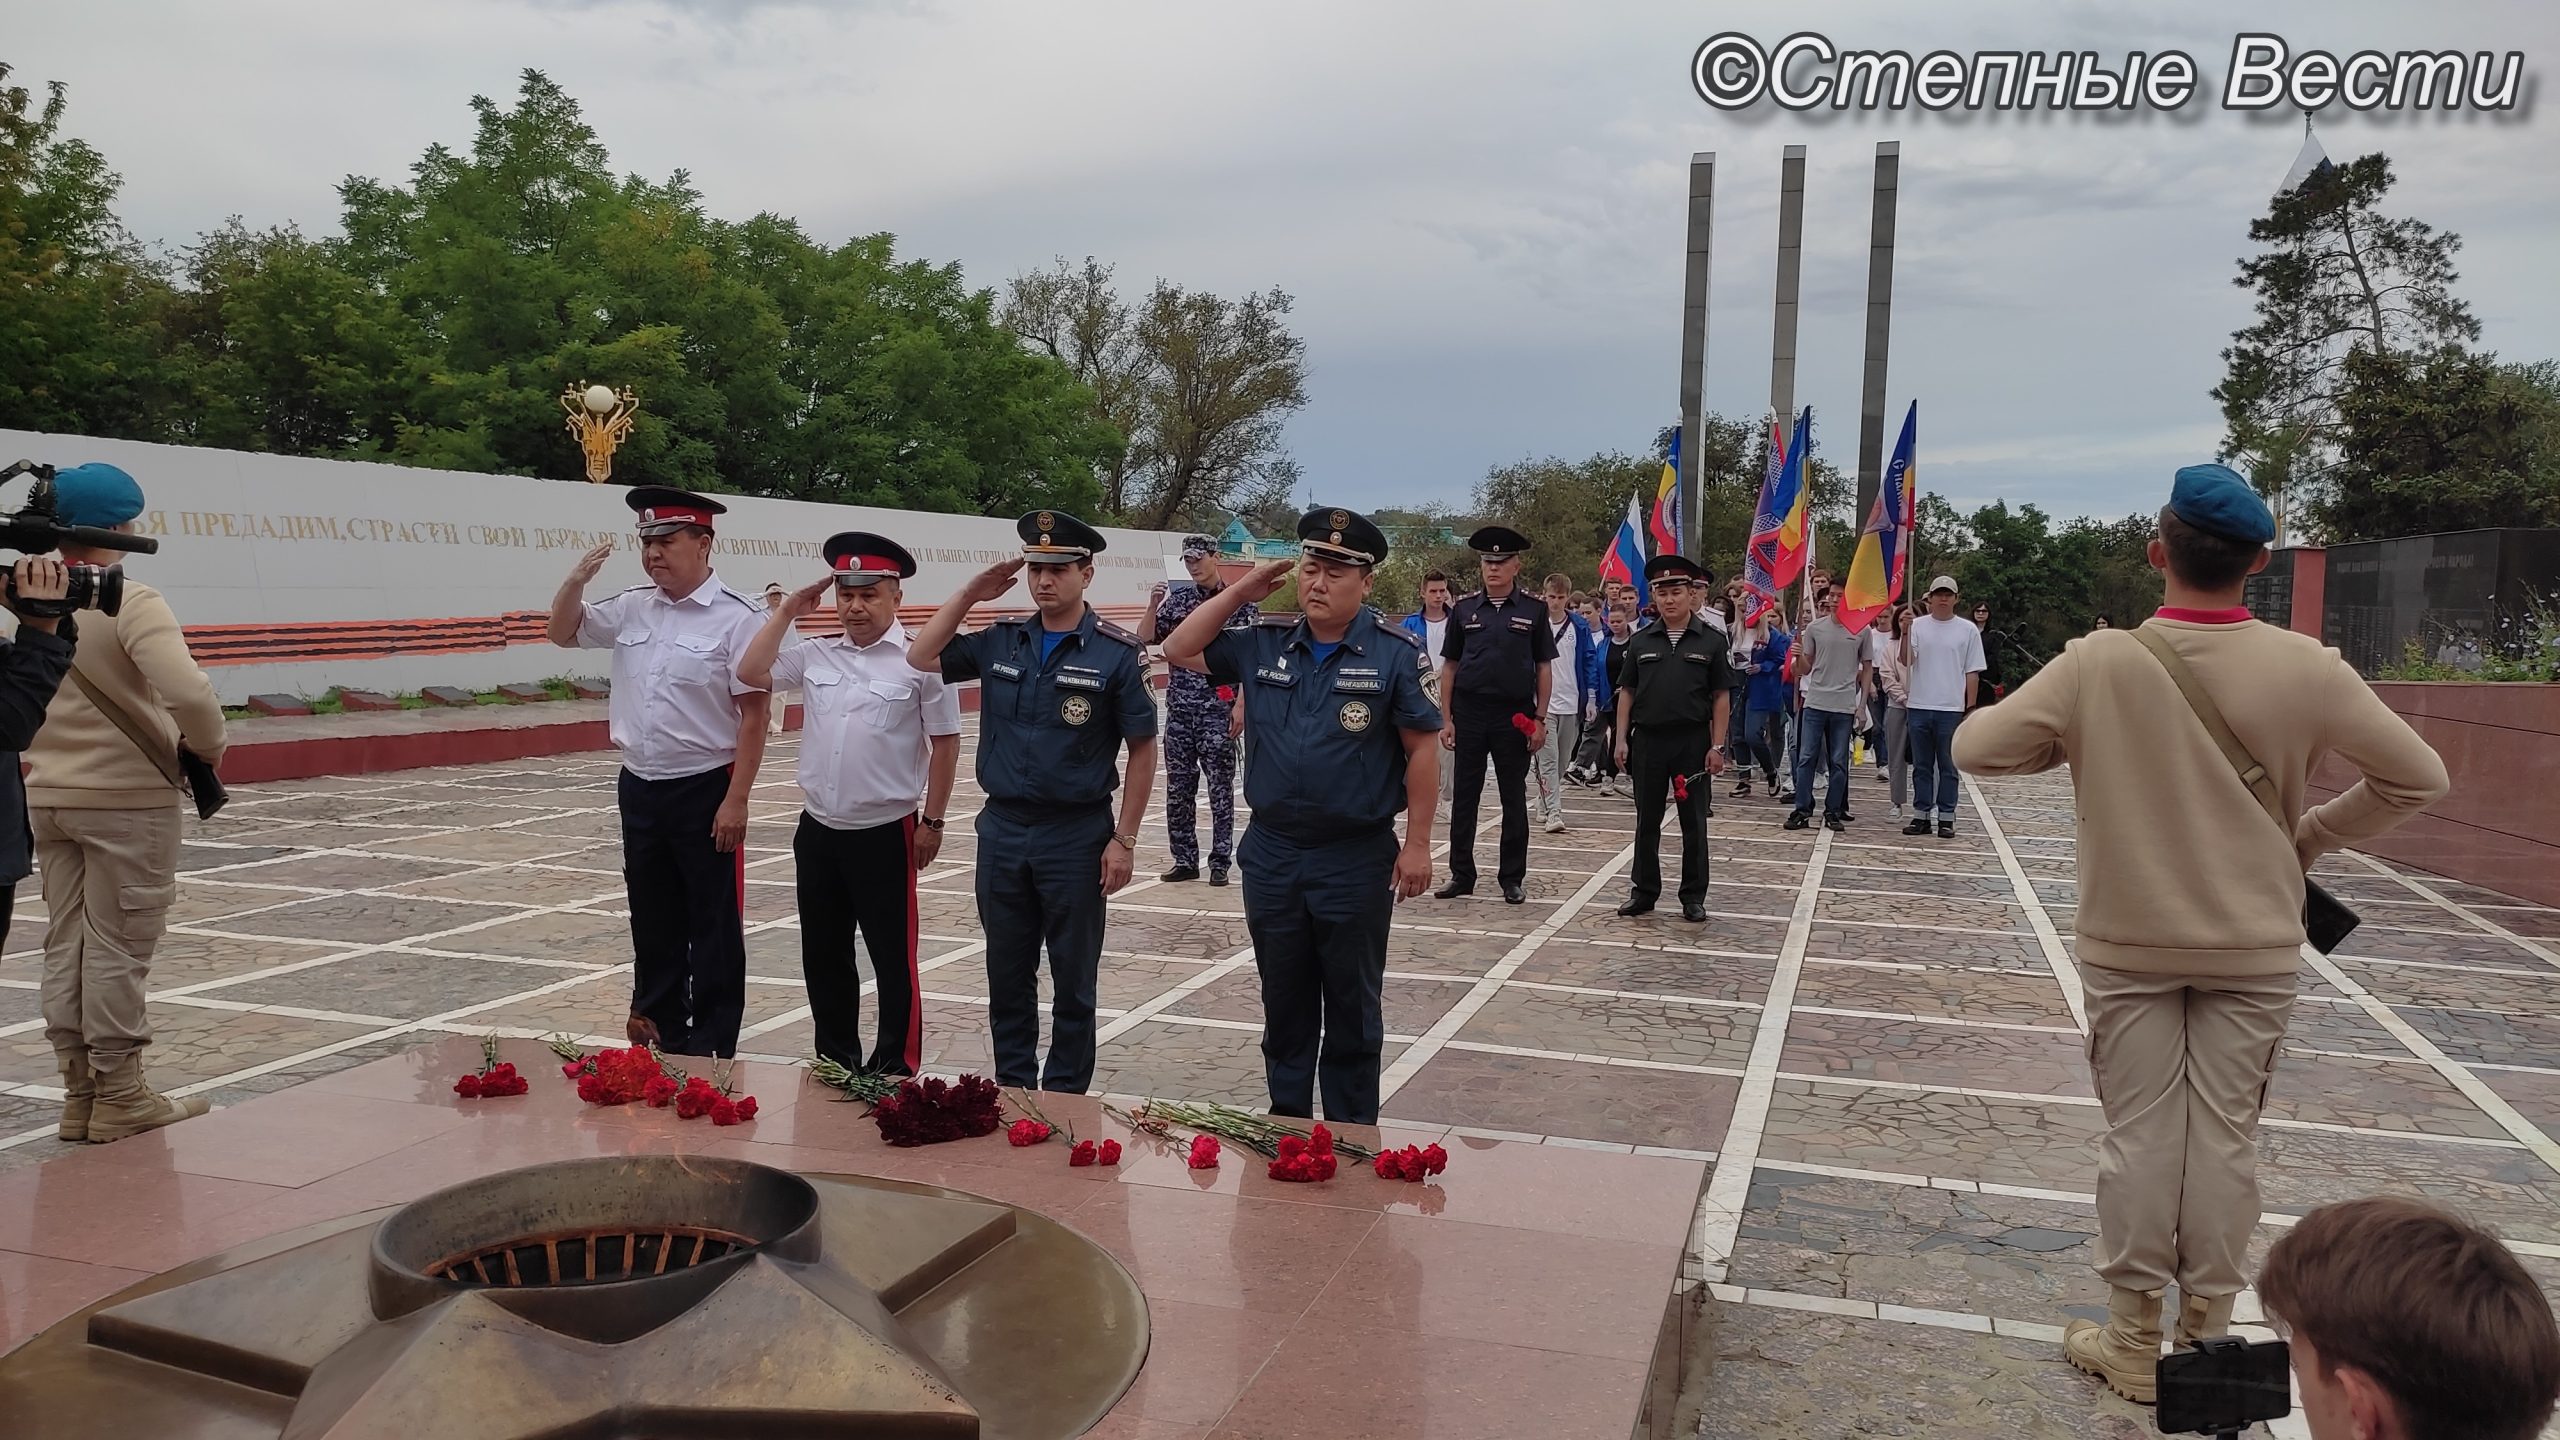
561,381,640,483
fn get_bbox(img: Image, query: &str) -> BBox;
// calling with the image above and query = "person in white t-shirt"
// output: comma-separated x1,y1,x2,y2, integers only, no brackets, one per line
1899,576,1985,838
1534,573,1594,832
1402,571,1456,810
737,532,960,1077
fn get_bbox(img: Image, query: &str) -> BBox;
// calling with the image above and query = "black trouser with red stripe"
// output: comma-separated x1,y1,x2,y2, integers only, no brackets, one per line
794,810,922,1076
619,765,747,1057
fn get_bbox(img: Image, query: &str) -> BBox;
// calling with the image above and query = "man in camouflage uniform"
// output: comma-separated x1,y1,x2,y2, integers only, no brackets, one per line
1141,535,1254,884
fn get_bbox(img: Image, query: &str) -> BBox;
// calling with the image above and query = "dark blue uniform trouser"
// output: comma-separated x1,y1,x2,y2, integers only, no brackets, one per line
976,803,1112,1092
619,765,747,1057
1446,699,1532,889
1240,823,1396,1124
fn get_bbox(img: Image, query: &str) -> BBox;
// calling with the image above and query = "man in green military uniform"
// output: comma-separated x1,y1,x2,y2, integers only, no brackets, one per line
1613,555,1737,922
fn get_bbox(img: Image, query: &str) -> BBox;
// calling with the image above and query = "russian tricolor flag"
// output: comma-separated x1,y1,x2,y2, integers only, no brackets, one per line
1598,491,1652,611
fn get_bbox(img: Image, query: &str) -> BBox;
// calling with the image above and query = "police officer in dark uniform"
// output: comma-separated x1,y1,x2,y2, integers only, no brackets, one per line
1162,507,1440,1124
1435,525,1555,905
1613,554,1736,922
906,511,1158,1092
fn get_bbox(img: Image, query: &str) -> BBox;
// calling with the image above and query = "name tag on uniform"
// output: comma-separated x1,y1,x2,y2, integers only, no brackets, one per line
1254,666,1300,687
990,662,1024,680
1508,616,1533,631
1462,618,1483,630
1636,652,1663,664
1683,651,1714,664
1053,672,1104,692
1332,676,1383,694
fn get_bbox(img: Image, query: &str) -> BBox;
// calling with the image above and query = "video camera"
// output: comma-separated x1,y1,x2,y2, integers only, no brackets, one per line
0,459,161,618
2158,1334,2292,1438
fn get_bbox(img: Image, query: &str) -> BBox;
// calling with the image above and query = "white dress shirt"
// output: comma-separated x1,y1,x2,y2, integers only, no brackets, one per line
576,572,770,780
769,626,961,830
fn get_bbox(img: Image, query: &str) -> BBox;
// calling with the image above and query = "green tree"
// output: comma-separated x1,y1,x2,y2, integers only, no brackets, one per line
1469,450,1654,593
2310,349,2560,541
1003,257,1307,528
0,64,181,439
160,219,408,454
2215,152,2479,524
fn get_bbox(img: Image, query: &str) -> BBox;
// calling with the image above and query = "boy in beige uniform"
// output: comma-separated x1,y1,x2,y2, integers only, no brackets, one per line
1954,464,2447,1405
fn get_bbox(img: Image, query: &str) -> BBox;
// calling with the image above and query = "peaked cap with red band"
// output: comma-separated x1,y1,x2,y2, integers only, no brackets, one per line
625,485,727,538
822,531,916,588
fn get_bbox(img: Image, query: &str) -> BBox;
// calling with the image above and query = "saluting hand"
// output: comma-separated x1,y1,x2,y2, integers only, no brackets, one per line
567,542,615,586
961,558,1026,604
782,577,832,619
1234,558,1296,604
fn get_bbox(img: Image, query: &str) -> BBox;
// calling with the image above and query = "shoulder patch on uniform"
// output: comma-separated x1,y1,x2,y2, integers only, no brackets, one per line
717,586,763,612
610,583,653,597
1093,619,1141,647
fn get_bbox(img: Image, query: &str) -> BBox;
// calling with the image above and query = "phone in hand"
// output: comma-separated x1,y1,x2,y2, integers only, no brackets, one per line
2156,1336,2291,1435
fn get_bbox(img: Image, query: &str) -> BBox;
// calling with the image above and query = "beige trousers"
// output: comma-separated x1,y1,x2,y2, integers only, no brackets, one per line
2080,960,2297,1298
35,805,183,1071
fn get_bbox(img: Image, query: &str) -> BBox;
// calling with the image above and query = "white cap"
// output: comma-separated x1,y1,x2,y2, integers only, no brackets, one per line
1926,574,1959,594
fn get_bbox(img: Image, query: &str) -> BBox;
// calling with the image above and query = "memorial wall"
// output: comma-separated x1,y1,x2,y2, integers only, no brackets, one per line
0,430,1189,703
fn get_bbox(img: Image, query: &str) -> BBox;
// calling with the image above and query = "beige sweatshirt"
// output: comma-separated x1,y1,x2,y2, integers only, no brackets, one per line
23,581,229,809
1952,618,2447,976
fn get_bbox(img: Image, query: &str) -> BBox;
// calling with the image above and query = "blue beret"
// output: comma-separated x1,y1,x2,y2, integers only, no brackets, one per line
2169,463,2274,546
53,463,146,530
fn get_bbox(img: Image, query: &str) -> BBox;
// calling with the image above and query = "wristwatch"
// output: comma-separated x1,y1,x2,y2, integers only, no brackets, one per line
1112,832,1139,851
918,816,945,831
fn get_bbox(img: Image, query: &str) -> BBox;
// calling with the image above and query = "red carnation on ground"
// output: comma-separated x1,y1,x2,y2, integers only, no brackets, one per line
453,1040,527,1098
1008,1118,1053,1147
1068,1140,1098,1167
874,1074,1003,1147
709,1097,741,1126
643,1075,679,1108
1372,1142,1451,1181
1099,1139,1121,1166
454,1073,482,1098
1187,1134,1221,1169
1268,1131,1340,1183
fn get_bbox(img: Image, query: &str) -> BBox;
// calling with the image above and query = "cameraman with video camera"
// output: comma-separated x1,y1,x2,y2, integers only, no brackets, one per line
16,462,226,1144
0,554,80,944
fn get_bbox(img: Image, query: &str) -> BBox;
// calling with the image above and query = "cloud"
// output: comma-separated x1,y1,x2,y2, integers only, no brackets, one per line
8,0,2556,528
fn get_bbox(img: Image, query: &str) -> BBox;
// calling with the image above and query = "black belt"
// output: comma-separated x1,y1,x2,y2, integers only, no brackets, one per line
985,798,1110,825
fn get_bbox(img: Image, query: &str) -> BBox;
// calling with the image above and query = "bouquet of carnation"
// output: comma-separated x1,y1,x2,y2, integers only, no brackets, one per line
873,1075,1003,1147
453,1035,528,1098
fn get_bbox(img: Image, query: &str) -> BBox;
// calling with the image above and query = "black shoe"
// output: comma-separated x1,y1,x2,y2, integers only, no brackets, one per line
1936,821,1956,839
1160,865,1200,883
1501,883,1526,905
1208,866,1230,887
1775,790,1796,806
1839,811,1855,823
1903,818,1933,837
1681,902,1709,923
1784,811,1811,831
1616,897,1655,917
1433,881,1474,900
1731,779,1750,797
1824,816,1845,833
1703,803,1715,818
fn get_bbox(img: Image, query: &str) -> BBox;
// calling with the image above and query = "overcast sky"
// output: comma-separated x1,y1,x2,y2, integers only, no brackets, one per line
15,0,2557,523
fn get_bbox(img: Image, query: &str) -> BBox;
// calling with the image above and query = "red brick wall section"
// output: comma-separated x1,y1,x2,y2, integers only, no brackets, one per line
2305,681,2560,907
2289,547,2324,638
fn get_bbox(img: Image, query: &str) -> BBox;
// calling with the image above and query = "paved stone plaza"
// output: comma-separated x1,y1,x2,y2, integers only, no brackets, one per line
3,719,2556,1436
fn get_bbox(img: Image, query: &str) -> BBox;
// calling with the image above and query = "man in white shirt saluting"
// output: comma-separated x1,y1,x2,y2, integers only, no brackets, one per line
738,532,960,1078
549,487,771,1057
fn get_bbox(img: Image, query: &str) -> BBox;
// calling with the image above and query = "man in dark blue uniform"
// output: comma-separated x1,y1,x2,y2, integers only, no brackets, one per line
1434,525,1555,905
1613,554,1736,922
1163,507,1439,1124
907,511,1158,1092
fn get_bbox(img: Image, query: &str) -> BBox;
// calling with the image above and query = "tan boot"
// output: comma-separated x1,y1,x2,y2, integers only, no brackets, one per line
55,1048,95,1143
2065,1286,2164,1404
85,1060,208,1143
2173,1291,2236,1349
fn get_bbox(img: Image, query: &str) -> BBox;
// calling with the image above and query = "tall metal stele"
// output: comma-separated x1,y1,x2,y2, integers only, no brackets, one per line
561,381,639,483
